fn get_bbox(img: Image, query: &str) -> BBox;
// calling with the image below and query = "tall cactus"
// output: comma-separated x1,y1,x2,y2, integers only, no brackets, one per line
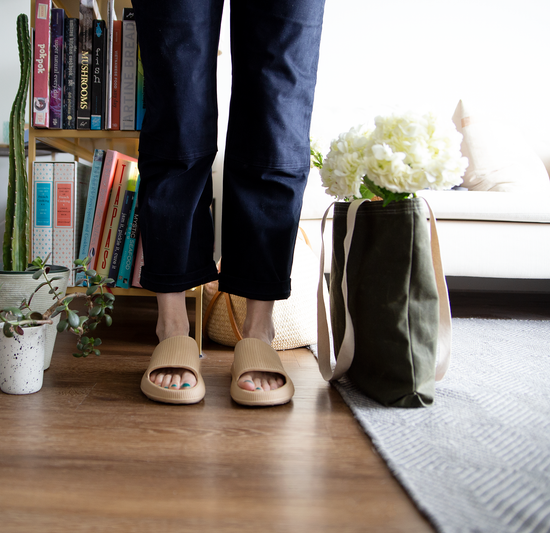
3,14,31,272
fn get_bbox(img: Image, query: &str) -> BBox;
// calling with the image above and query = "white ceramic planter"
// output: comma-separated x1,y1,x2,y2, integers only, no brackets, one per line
0,324,46,394
0,266,70,370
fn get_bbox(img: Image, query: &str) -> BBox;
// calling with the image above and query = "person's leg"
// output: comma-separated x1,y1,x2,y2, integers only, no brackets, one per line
221,0,326,392
132,0,223,390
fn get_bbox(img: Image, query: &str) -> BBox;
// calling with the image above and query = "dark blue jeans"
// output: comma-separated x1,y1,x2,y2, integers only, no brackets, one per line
132,0,325,300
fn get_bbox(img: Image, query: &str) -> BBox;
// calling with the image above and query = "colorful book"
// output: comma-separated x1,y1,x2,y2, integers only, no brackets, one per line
105,0,116,130
109,20,122,130
32,0,51,128
108,172,139,285
49,8,65,129
75,149,105,284
136,45,145,130
53,163,92,285
91,19,106,130
131,233,144,288
76,0,94,129
120,9,137,131
63,17,78,129
32,162,54,261
116,177,140,288
96,160,139,280
87,151,137,271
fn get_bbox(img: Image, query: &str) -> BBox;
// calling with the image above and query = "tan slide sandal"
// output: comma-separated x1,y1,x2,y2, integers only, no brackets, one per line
141,336,206,404
230,338,295,406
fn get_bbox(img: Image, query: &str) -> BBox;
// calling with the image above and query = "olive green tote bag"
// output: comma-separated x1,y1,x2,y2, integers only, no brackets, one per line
317,198,452,407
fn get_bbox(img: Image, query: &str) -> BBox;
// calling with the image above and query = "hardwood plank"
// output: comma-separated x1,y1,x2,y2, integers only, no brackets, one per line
0,296,433,533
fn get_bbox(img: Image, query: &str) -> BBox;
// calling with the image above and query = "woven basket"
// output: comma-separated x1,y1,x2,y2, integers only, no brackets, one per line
203,229,319,350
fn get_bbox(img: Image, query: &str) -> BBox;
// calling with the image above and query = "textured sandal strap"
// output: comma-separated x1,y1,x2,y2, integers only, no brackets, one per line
232,338,286,378
147,336,201,375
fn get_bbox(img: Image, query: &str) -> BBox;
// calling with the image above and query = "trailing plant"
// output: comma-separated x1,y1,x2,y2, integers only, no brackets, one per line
3,14,32,272
0,256,115,358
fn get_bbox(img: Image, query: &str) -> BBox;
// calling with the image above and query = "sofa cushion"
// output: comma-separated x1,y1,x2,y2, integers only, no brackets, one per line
452,100,550,193
417,190,550,223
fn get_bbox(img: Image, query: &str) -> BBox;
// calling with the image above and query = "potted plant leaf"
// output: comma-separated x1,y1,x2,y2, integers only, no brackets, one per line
0,255,115,394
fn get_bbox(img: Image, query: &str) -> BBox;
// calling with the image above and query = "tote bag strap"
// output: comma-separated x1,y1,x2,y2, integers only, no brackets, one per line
317,198,452,383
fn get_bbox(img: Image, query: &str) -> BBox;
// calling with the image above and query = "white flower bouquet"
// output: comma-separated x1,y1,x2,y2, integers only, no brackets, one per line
312,112,468,205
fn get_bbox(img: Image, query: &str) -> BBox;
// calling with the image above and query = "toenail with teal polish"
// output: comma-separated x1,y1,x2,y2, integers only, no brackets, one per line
255,387,262,390
245,380,254,384
170,384,178,388
181,383,191,388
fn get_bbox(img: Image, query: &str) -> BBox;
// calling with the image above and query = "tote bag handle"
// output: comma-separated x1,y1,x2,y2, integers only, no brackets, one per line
317,198,452,383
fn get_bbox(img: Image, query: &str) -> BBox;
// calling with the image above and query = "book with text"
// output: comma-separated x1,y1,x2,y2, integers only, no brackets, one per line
96,160,139,280
109,20,122,130
121,9,137,131
32,0,51,128
91,19,106,130
116,177,140,288
49,8,65,129
76,0,94,129
32,162,54,261
53,163,92,285
63,17,78,129
75,149,106,284
108,171,139,285
87,150,137,270
105,0,116,129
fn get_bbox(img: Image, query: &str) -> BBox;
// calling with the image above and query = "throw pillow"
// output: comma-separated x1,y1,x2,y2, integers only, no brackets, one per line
452,99,550,192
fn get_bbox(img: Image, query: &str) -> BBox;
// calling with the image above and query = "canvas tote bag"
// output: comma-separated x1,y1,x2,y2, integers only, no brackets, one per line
317,198,452,407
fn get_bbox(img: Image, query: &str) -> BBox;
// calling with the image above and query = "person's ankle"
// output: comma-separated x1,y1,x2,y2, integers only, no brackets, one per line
156,323,190,343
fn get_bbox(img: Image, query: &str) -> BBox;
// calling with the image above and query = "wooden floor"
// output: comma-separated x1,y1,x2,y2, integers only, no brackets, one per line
1,291,549,532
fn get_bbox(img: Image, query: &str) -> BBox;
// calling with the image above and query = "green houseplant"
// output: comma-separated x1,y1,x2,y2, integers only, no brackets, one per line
0,15,116,390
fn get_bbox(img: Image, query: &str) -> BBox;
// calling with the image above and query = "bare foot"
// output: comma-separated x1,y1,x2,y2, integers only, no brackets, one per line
150,292,198,390
237,299,284,391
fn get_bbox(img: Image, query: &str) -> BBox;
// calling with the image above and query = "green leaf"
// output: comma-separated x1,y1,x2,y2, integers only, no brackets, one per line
103,292,115,302
86,285,98,296
85,269,97,278
88,322,98,331
29,312,43,321
93,338,102,346
67,310,80,328
4,307,23,319
104,314,113,327
89,306,102,317
93,349,101,356
3,323,14,338
56,320,68,333
32,269,44,280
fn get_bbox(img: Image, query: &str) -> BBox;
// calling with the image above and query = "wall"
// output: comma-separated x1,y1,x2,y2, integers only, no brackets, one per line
1,0,549,262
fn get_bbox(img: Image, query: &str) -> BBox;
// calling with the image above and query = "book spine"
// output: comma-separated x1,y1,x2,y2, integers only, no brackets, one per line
96,160,138,280
110,20,122,130
116,177,140,288
63,18,78,130
91,19,106,130
131,233,144,288
120,15,137,131
49,8,64,129
73,163,93,285
75,149,105,284
32,0,51,128
32,162,54,261
108,173,138,285
77,0,94,130
136,45,145,131
53,163,75,284
87,150,127,269
105,0,115,129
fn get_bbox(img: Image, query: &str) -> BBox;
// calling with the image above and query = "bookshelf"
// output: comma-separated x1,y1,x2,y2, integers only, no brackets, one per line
27,0,204,351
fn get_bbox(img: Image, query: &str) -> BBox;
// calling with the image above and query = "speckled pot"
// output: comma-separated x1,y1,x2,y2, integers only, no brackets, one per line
0,266,70,370
0,325,45,394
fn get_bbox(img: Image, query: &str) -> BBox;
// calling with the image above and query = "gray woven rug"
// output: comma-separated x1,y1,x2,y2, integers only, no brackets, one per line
333,318,550,533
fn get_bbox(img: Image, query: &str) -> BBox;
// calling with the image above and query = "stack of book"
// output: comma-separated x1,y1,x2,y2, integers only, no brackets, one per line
32,0,143,131
33,149,144,289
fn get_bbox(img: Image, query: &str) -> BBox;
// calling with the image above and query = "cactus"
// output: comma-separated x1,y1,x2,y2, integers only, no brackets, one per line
3,14,31,272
